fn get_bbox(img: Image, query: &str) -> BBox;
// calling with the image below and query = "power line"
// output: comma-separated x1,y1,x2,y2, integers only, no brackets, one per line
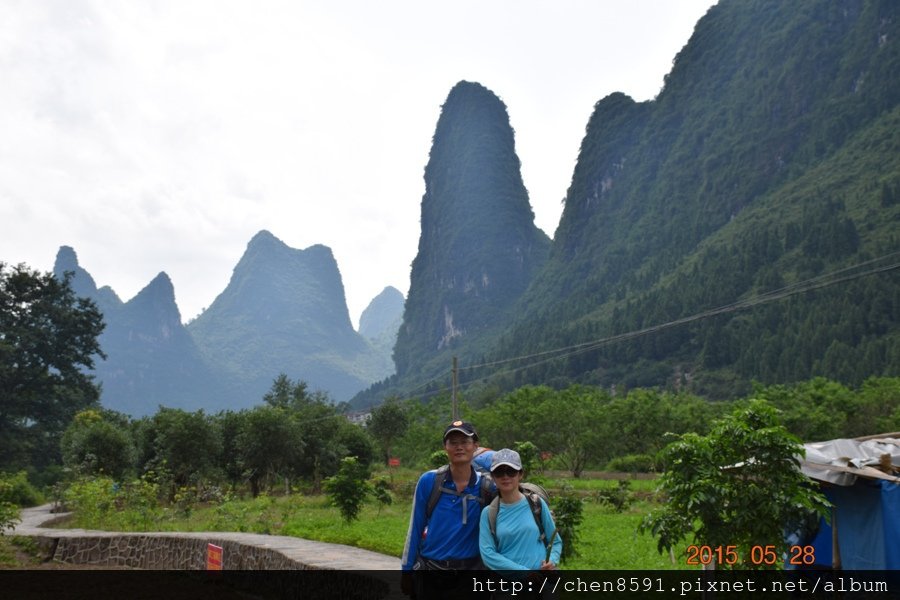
455,254,900,392
388,252,900,403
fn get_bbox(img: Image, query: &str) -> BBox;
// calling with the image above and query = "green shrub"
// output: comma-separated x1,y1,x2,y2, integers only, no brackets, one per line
63,475,118,525
428,450,447,469
592,480,633,512
0,471,44,507
324,457,372,524
371,477,393,514
605,454,658,473
551,484,584,562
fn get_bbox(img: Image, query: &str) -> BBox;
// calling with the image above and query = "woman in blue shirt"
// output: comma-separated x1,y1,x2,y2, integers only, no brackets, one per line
479,448,562,573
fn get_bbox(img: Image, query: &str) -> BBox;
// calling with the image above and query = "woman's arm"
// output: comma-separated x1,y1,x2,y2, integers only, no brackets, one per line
540,498,563,566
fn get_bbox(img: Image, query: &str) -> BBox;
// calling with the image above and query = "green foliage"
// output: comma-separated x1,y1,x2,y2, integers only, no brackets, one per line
551,484,584,563
237,404,304,497
428,450,447,470
0,263,105,472
61,409,136,479
591,480,634,513
324,457,372,524
371,477,393,514
63,475,118,525
142,408,222,497
367,398,409,464
62,473,162,530
606,454,658,473
512,440,540,475
641,399,830,568
0,471,43,508
0,474,23,534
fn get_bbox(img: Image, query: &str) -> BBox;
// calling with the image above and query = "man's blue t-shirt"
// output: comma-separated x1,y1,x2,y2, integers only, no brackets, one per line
401,466,489,570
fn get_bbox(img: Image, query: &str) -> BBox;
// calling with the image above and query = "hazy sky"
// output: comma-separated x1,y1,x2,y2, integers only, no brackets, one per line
0,0,716,327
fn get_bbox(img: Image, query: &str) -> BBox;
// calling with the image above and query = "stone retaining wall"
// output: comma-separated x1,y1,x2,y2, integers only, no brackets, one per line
16,504,401,571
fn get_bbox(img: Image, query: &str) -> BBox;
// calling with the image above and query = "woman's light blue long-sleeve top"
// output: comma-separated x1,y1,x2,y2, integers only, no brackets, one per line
479,495,562,571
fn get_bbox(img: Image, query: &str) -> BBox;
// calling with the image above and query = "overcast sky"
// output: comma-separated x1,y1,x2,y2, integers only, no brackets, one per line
0,0,716,327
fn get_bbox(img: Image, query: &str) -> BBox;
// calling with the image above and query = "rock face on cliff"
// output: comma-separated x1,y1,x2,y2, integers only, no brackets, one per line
392,81,550,381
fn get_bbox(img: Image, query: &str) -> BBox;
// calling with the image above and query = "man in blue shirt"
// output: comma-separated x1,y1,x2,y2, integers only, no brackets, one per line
401,420,494,598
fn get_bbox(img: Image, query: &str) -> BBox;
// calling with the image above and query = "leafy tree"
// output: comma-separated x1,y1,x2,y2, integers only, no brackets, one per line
538,386,608,477
324,456,372,524
0,263,105,471
367,398,408,464
262,373,309,410
216,409,248,491
61,409,135,479
641,399,830,568
334,419,376,468
237,405,303,497
144,408,222,497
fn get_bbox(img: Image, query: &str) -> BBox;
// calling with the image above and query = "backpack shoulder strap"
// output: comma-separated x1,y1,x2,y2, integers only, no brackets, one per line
487,495,501,545
426,465,487,526
425,465,449,519
479,472,495,505
522,488,546,544
488,487,546,547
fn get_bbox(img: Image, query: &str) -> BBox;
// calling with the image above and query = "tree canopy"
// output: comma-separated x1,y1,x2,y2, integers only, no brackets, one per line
641,399,830,568
0,263,105,470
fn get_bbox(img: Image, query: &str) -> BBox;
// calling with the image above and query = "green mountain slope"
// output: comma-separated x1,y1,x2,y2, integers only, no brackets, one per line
485,0,900,397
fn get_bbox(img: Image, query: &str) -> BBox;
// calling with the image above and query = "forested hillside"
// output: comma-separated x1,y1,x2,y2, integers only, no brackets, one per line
487,0,900,398
357,0,900,405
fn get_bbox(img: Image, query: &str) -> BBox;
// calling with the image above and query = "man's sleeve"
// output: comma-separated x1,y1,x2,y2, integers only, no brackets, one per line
401,471,431,571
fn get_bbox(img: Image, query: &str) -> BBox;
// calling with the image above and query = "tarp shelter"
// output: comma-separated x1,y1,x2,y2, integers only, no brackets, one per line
799,433,900,569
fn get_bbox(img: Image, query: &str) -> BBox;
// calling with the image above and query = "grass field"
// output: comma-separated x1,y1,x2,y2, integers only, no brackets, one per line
40,470,694,570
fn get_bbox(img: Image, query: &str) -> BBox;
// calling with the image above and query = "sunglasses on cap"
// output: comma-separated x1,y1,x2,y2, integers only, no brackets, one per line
492,466,521,478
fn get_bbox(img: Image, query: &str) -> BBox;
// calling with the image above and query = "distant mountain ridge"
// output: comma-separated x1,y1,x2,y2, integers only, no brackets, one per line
359,286,405,360
54,232,399,416
188,230,394,403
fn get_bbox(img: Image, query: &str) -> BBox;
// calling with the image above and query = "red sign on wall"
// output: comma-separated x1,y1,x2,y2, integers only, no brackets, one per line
207,543,223,570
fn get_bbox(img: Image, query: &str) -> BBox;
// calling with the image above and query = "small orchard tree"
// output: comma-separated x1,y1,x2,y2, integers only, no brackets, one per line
367,398,408,465
641,399,829,569
324,456,372,524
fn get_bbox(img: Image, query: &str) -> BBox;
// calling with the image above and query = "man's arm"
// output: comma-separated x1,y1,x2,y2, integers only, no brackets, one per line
401,471,432,571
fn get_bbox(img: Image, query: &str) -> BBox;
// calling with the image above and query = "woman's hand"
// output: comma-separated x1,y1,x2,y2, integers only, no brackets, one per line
539,560,556,570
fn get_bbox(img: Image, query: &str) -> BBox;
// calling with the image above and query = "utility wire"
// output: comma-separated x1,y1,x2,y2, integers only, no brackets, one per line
459,251,900,373
384,252,899,404
452,257,900,392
